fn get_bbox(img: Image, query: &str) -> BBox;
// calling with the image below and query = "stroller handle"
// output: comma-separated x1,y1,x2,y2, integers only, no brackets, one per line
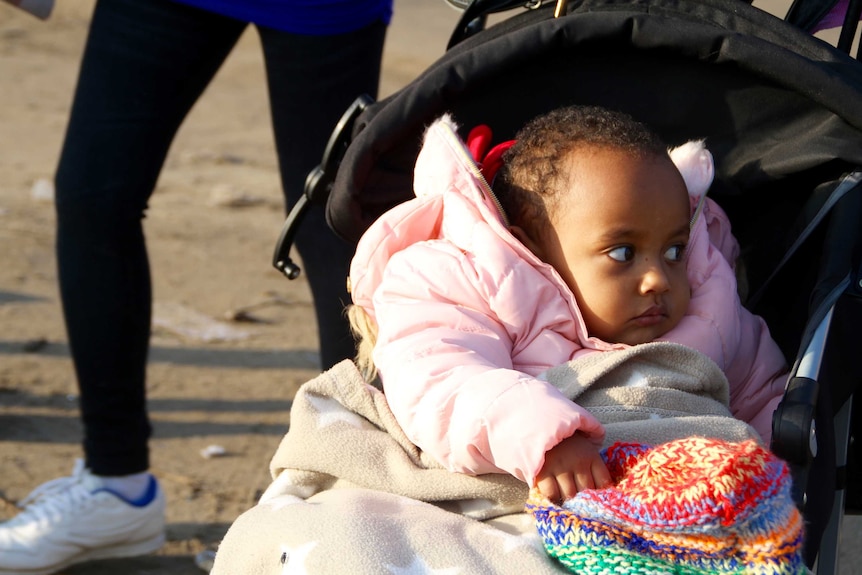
272,94,375,280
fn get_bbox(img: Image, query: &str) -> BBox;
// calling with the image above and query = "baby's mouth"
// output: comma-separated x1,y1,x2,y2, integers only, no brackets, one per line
632,305,667,327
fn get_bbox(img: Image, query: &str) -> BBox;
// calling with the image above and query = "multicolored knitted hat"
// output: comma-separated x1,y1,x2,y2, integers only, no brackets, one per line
526,437,806,574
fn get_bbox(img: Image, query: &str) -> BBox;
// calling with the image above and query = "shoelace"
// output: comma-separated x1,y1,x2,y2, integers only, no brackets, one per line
9,459,92,525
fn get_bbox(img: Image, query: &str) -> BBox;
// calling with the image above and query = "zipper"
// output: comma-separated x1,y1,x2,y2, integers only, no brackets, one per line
444,125,511,227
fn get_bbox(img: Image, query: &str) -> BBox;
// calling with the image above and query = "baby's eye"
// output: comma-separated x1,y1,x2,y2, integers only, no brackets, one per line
664,244,686,262
607,246,634,262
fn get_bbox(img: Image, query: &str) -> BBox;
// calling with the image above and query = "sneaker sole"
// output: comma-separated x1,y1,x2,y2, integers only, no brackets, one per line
0,532,166,575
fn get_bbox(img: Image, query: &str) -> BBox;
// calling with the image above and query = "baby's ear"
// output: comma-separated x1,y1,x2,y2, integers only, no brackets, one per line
668,140,714,198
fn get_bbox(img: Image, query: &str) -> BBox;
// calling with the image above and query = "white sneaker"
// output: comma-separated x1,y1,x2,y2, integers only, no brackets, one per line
0,460,166,575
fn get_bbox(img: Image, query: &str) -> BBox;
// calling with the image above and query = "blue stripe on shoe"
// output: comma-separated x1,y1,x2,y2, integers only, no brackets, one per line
95,475,158,507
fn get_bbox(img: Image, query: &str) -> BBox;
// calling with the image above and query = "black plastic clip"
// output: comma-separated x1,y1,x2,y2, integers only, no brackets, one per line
272,94,374,280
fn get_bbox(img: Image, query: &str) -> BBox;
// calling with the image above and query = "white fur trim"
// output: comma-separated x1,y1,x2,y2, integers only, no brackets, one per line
669,140,714,198
424,113,460,141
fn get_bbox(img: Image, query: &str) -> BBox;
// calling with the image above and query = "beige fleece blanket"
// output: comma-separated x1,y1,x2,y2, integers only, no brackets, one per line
543,341,761,447
212,344,759,574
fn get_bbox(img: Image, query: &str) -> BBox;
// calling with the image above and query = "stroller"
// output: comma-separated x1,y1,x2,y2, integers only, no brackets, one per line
266,0,862,572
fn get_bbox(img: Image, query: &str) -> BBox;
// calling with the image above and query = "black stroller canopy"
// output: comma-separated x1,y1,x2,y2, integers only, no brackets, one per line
328,0,862,248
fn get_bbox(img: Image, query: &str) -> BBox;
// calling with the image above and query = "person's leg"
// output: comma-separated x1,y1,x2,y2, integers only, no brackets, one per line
54,0,245,477
258,20,387,370
0,1,247,572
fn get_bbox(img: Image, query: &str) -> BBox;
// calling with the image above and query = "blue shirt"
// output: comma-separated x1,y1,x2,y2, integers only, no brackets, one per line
172,0,393,35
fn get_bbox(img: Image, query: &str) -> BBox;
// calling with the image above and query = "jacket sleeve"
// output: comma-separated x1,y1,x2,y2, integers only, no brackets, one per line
369,241,604,485
724,308,789,445
697,199,789,445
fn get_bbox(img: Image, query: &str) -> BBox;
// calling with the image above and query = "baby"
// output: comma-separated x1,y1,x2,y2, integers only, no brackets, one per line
347,105,789,503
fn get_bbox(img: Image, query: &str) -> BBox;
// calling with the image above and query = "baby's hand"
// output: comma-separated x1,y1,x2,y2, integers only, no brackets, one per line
535,433,612,504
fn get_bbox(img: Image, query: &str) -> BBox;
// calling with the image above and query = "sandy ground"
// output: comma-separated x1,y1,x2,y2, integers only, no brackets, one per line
0,1,859,574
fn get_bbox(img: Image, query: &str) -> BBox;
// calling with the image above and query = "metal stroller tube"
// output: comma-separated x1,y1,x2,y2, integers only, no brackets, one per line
838,0,862,58
772,308,834,472
447,0,546,48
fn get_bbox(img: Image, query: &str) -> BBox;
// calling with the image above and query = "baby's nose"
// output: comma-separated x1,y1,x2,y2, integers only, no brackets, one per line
639,265,671,294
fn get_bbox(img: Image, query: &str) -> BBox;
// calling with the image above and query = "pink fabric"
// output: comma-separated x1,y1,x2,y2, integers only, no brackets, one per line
349,115,788,486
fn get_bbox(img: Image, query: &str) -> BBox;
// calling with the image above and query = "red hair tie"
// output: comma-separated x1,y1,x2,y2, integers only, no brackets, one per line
466,124,515,185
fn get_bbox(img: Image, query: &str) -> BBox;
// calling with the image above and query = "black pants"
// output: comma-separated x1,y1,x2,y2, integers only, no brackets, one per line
54,0,386,475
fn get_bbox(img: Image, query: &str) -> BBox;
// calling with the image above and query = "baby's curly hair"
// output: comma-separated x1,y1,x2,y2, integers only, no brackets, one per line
494,106,668,243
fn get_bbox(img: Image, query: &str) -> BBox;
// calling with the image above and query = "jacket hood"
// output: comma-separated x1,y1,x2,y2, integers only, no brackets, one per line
349,114,535,323
349,115,716,326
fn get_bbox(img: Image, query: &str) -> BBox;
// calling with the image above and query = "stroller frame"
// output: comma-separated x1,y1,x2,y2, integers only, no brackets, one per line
273,0,862,571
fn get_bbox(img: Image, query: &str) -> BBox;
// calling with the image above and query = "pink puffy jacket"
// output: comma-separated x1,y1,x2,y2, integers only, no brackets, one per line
349,115,788,486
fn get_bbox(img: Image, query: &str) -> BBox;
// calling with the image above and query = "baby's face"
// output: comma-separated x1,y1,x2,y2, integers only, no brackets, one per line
541,148,691,345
